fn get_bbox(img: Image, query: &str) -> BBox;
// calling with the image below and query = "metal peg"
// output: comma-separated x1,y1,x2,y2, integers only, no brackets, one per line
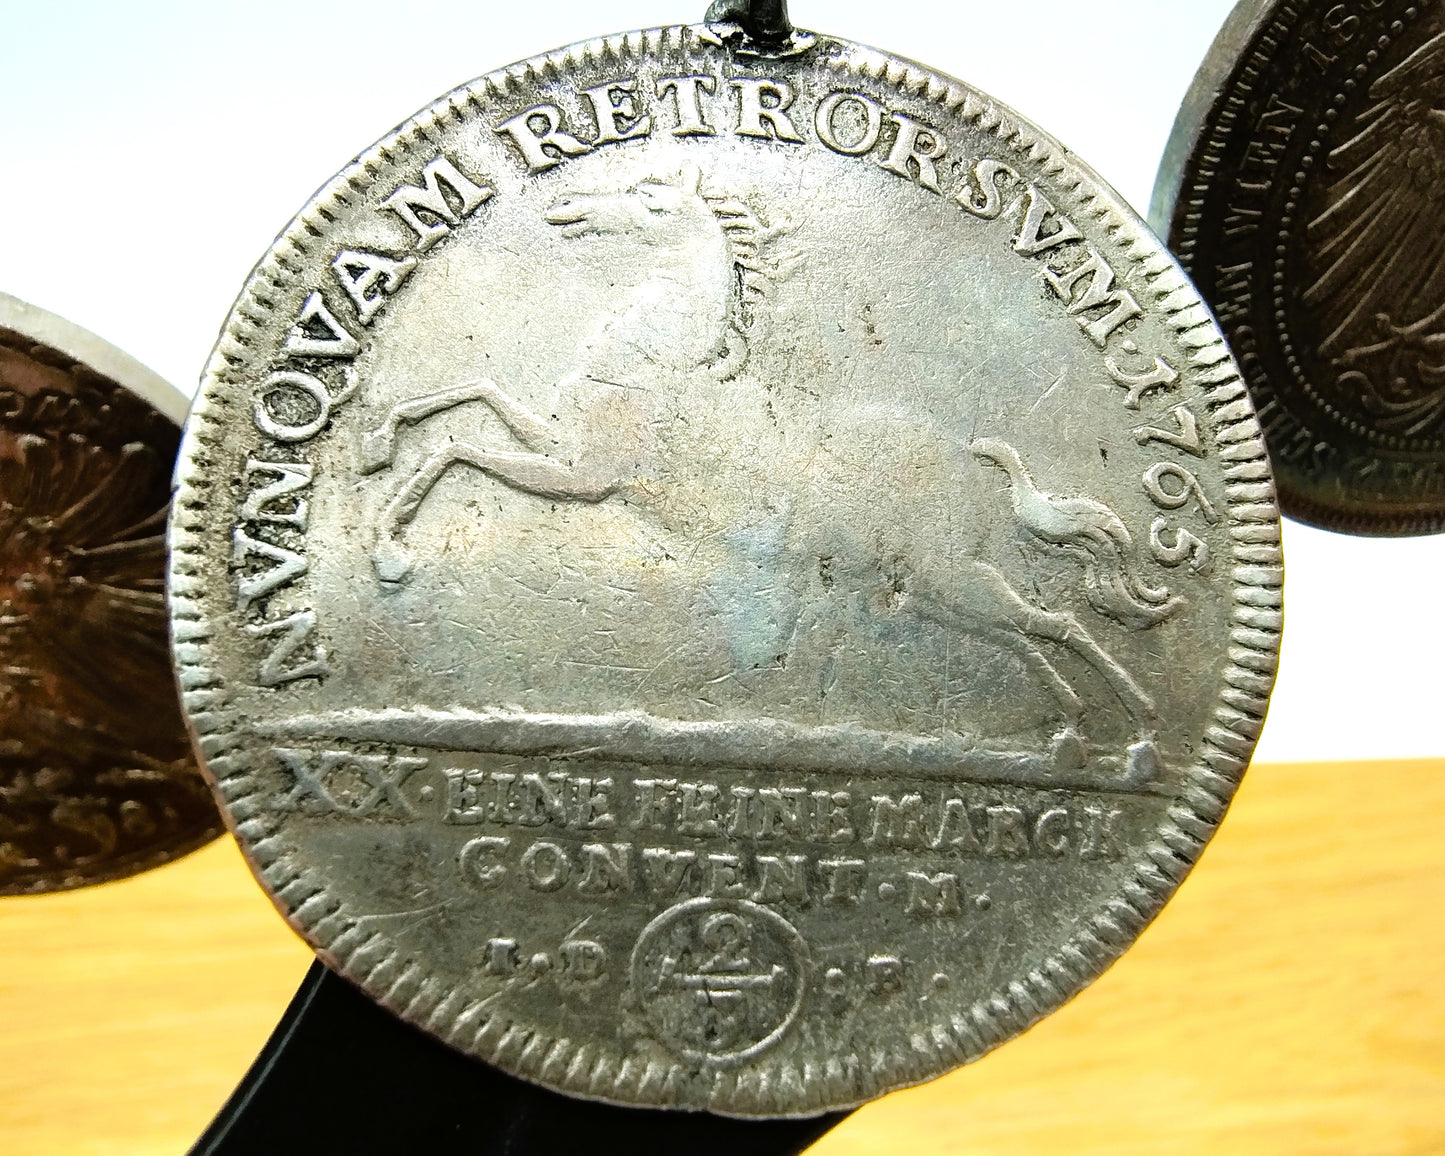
705,0,794,47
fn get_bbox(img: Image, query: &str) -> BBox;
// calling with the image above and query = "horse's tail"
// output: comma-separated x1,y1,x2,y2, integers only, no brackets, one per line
972,436,1182,632
1071,526,1183,630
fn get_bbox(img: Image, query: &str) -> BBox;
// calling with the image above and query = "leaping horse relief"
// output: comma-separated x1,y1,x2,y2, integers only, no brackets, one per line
358,167,1183,782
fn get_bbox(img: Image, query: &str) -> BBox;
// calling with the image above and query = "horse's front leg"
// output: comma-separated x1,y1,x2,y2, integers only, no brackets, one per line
359,379,555,473
373,444,462,581
454,442,620,504
373,439,619,583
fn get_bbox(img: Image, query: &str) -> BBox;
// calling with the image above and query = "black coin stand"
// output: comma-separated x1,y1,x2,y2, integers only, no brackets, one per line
191,961,848,1155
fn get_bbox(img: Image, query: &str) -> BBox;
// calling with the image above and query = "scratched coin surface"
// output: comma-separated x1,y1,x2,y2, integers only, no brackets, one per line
171,23,1281,1114
0,293,220,895
1154,0,1445,534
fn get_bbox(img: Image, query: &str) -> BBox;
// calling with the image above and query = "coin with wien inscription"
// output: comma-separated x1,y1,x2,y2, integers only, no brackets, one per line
0,293,221,895
170,18,1281,1115
1154,0,1445,534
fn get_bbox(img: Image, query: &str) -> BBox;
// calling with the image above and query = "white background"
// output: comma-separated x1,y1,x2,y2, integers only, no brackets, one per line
0,0,1437,763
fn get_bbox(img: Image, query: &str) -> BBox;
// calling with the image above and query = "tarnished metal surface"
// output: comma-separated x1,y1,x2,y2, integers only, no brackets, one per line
0,293,220,895
170,23,1281,1114
1154,0,1445,535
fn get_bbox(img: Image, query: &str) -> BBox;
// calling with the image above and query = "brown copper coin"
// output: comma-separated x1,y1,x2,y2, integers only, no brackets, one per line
1154,0,1445,535
0,292,221,894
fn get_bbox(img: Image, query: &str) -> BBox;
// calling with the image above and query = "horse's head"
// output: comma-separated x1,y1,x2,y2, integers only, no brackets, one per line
545,167,718,246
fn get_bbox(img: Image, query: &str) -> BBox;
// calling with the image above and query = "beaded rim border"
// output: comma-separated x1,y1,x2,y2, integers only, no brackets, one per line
168,25,1282,1118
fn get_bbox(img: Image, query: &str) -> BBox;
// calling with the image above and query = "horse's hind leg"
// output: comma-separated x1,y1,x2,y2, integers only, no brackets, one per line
926,560,1163,780
914,590,1088,769
977,625,1089,770
1051,618,1156,730
991,592,1162,784
955,562,1156,730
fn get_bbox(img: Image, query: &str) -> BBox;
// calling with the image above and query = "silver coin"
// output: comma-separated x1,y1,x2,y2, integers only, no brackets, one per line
170,22,1281,1114
1153,0,1445,535
0,292,221,895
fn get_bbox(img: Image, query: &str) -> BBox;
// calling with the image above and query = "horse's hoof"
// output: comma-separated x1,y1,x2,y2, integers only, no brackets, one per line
1050,729,1088,771
1124,739,1162,786
373,540,414,585
358,429,394,474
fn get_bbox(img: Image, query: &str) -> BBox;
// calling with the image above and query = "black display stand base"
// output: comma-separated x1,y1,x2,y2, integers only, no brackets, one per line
191,961,848,1155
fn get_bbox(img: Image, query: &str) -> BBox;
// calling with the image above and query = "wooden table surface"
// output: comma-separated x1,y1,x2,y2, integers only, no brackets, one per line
1,758,1442,1155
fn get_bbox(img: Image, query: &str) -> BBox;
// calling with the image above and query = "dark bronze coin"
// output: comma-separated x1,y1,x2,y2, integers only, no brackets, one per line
1154,0,1445,534
0,292,221,895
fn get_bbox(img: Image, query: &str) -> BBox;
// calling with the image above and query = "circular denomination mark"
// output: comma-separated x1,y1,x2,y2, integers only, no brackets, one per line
631,898,810,1067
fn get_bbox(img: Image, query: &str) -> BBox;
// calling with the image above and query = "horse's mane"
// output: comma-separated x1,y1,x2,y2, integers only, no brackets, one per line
699,184,800,379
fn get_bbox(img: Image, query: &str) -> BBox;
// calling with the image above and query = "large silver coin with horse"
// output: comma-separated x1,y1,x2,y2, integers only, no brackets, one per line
1154,0,1445,535
171,22,1281,1115
0,292,220,894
